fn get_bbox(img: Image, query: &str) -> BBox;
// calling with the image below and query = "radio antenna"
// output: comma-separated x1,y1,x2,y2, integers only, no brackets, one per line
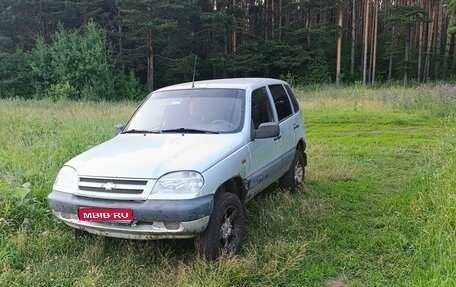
191,55,197,88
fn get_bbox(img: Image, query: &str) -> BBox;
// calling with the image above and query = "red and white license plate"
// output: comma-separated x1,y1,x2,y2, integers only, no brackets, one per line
78,208,133,222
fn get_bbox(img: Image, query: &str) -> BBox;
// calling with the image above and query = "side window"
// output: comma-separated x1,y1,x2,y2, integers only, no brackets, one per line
251,87,273,129
285,85,300,112
269,84,292,121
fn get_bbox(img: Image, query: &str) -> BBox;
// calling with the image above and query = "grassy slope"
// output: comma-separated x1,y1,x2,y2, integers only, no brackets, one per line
0,85,455,286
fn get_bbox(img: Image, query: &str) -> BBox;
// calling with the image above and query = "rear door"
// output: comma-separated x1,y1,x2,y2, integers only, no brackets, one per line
284,84,305,143
267,84,297,171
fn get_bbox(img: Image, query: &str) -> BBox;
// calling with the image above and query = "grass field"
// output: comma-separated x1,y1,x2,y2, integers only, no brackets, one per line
0,85,455,286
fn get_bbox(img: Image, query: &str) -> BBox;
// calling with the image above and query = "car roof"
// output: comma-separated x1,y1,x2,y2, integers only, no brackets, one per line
153,78,287,92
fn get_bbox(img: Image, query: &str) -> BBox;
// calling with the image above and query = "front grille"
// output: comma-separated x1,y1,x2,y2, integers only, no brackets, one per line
78,177,148,195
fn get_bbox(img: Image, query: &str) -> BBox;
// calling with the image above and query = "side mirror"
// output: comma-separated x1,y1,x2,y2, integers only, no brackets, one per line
255,122,280,139
114,124,124,135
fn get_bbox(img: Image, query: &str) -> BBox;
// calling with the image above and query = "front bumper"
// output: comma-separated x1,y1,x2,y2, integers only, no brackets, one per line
47,190,213,239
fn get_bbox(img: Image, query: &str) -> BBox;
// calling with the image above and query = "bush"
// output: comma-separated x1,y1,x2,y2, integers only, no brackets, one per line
30,23,116,101
47,82,77,101
123,70,147,101
0,180,50,237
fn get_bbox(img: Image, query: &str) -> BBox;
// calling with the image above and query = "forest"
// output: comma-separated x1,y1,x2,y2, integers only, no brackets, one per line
1,0,456,100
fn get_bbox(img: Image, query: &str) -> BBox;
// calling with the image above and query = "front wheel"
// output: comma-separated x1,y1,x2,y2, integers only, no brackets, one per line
72,228,91,238
279,151,305,192
194,192,245,260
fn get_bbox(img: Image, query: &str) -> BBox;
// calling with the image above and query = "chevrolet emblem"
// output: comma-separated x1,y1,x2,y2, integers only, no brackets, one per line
102,182,117,191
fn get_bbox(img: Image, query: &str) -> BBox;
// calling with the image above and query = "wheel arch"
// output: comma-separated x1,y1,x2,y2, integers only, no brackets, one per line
297,138,306,152
215,176,247,204
296,138,307,166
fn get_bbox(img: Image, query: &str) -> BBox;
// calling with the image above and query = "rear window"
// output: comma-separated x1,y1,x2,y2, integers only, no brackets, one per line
269,84,293,121
285,85,300,113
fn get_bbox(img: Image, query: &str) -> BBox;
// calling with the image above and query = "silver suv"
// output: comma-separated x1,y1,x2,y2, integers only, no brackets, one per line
47,78,307,260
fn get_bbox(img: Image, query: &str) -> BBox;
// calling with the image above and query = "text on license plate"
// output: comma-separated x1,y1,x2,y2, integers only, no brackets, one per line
78,208,133,222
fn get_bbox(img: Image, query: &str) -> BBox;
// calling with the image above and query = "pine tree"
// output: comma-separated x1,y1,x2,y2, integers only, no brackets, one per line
118,0,197,91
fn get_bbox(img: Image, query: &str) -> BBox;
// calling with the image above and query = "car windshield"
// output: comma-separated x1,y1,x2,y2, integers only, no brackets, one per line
125,88,245,134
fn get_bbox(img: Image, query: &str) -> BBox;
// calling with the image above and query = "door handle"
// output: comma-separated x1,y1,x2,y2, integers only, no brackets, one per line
274,135,281,141
293,124,300,129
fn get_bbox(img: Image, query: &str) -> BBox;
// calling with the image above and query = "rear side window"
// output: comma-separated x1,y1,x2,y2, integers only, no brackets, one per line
251,87,273,129
269,84,292,121
285,85,300,112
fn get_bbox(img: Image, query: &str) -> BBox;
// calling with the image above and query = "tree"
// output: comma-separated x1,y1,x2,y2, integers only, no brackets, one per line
118,0,197,91
350,0,356,76
2,0,456,97
372,0,378,84
444,0,456,78
336,4,343,86
363,0,370,85
384,2,427,84
0,49,33,98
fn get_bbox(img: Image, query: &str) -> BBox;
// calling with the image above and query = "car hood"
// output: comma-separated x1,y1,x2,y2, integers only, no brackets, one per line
66,133,245,179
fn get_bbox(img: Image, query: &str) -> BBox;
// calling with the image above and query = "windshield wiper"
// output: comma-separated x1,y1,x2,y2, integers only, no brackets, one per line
160,128,219,134
121,129,161,134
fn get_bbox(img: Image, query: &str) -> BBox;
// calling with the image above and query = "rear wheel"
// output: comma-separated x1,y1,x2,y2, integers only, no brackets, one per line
279,150,305,192
195,192,245,260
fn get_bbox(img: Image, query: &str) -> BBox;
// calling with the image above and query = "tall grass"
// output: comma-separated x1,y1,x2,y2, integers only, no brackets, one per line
298,83,455,119
0,100,135,247
412,129,456,286
1,85,455,286
0,100,135,197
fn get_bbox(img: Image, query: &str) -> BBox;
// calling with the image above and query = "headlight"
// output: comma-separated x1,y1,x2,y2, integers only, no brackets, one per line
152,171,204,195
54,166,77,192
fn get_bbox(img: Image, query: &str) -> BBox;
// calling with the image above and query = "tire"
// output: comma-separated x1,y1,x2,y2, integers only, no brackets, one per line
279,150,305,192
72,228,91,238
194,192,245,260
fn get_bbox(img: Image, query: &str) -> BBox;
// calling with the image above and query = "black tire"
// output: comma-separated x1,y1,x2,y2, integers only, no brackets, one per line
194,192,245,260
279,150,305,192
72,228,91,238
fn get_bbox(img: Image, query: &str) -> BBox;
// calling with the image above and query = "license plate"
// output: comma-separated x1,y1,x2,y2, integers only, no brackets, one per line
78,208,133,222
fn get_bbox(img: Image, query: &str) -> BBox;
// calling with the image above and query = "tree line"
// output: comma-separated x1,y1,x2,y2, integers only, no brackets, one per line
1,0,456,100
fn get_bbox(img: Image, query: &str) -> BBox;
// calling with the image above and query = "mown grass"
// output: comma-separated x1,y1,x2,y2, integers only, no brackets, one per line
1,84,455,286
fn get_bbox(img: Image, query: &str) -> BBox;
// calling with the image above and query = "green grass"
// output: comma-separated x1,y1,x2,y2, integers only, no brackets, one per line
1,85,455,286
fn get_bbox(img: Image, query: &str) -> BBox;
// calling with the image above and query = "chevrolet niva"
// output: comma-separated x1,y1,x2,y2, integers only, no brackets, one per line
47,78,307,260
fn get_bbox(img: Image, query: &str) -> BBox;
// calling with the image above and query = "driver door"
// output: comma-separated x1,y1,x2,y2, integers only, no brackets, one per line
246,87,282,199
